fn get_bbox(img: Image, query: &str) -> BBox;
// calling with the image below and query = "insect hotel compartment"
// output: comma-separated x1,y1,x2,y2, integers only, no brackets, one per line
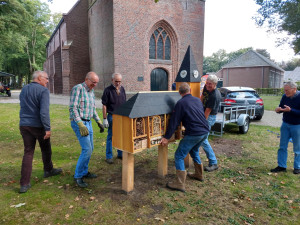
112,91,182,154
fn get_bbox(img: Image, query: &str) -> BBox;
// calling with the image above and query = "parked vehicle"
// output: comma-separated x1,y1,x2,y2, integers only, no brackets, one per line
219,86,264,120
211,103,256,136
0,82,11,97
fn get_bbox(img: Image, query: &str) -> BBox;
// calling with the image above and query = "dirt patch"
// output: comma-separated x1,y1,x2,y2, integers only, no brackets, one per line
210,137,243,157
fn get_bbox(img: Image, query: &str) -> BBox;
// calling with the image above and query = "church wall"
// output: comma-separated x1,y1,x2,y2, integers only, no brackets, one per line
89,0,205,92
88,0,114,90
112,0,205,92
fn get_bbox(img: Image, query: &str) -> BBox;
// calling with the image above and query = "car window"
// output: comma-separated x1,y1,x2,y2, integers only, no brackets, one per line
227,91,258,99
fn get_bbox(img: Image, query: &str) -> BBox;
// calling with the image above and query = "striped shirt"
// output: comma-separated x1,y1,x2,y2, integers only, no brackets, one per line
69,82,100,123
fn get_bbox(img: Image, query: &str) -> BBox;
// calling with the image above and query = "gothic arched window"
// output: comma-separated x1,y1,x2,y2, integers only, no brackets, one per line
149,27,171,60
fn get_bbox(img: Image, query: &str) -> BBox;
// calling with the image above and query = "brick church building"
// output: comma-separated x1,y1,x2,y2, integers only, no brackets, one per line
44,0,205,94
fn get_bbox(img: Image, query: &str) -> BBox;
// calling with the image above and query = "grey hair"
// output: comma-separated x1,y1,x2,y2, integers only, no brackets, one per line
179,82,190,95
206,74,218,84
284,81,298,89
32,71,46,80
112,73,122,79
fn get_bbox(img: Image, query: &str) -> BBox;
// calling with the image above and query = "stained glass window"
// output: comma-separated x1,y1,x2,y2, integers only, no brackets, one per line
149,27,171,60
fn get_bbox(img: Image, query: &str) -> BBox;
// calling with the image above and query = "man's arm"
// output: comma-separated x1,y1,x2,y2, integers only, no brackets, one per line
204,108,212,119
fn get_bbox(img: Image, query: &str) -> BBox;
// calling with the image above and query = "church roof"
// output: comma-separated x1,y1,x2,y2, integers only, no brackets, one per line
175,45,201,83
113,91,181,118
222,50,284,72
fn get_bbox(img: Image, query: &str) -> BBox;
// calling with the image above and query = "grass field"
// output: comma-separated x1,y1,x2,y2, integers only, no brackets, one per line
0,103,299,225
260,95,282,111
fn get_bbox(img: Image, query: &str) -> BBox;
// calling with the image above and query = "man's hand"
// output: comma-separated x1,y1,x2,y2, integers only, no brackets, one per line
276,105,291,113
77,122,89,136
97,121,105,133
44,131,51,139
160,137,169,146
103,118,109,128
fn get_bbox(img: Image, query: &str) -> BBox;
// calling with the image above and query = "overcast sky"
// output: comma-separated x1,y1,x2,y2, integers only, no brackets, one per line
46,0,299,63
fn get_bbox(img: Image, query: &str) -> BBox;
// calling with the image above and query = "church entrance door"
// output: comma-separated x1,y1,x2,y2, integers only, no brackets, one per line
150,68,168,91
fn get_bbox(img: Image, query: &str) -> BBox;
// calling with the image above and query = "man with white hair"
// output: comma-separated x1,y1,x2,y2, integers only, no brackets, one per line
19,71,62,193
101,73,126,164
200,74,221,172
271,81,300,174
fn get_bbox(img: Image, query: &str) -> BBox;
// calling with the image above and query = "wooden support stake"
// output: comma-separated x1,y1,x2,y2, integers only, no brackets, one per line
158,145,168,178
122,152,134,193
184,154,193,169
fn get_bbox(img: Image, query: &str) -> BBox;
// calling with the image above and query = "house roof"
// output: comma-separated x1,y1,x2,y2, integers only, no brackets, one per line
175,45,201,83
222,50,284,72
113,91,181,118
284,66,300,82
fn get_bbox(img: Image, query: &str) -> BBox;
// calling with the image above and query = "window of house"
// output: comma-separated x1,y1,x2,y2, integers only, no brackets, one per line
149,27,171,60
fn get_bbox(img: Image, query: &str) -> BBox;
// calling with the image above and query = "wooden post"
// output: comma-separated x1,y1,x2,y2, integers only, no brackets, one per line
122,152,134,193
158,145,168,178
184,155,193,168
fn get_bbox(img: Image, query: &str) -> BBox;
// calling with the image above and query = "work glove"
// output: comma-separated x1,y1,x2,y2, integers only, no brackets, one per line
97,121,105,133
77,121,89,137
103,118,109,128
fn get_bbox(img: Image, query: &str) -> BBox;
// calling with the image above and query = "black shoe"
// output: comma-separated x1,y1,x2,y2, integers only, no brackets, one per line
105,158,114,164
44,168,63,178
270,166,286,173
83,172,97,179
19,184,31,193
293,169,300,174
74,178,88,188
204,164,218,172
117,156,122,160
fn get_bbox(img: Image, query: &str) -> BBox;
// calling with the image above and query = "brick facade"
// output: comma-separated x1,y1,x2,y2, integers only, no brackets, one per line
44,0,205,94
44,0,90,94
89,0,205,92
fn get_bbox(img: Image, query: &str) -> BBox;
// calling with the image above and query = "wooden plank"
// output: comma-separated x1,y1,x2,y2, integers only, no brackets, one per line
122,152,134,193
158,145,168,178
184,154,193,168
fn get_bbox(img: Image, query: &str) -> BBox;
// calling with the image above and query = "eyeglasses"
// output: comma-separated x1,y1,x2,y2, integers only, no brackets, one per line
89,78,98,85
114,80,121,83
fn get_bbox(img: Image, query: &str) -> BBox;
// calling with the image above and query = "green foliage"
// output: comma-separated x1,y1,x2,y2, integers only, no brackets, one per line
0,0,54,85
254,0,300,54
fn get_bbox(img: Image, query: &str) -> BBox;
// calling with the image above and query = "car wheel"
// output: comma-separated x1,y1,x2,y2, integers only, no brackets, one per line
255,115,262,120
239,117,250,134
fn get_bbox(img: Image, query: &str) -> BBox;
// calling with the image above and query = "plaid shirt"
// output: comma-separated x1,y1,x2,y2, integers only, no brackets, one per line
69,82,101,123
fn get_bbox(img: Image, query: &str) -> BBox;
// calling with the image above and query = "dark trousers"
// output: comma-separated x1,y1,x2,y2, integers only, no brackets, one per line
20,126,53,186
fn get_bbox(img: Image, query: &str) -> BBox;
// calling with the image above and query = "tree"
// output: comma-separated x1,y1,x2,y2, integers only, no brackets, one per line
254,0,300,55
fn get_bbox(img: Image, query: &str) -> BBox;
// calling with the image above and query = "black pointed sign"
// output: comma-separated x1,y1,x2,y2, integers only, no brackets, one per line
175,45,201,83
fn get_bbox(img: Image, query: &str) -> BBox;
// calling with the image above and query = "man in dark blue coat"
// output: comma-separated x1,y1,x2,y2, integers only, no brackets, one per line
19,71,62,193
161,82,209,192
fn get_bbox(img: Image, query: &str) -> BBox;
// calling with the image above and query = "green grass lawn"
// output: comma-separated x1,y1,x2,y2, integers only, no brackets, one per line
0,104,299,225
260,95,282,111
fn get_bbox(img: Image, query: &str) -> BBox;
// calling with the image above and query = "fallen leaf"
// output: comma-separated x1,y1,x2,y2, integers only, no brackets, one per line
65,214,70,219
10,203,26,208
287,200,293,204
280,181,285,184
75,196,80,201
154,217,165,222
283,195,289,199
69,205,74,209
89,196,96,201
43,180,49,183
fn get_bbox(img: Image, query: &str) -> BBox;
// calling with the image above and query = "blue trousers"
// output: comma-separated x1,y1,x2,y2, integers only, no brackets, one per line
71,120,94,179
277,122,300,169
175,134,208,171
200,115,218,165
106,114,122,159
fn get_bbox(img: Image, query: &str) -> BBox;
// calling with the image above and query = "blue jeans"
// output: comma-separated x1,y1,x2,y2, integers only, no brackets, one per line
278,122,300,169
71,120,94,179
200,115,218,165
175,134,208,170
106,114,122,159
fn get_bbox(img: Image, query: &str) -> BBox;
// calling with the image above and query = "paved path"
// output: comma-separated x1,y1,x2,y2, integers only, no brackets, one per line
0,90,103,109
1,90,282,127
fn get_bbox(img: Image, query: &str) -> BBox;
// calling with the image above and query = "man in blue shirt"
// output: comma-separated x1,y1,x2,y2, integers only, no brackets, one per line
161,83,209,192
271,81,300,174
19,71,62,193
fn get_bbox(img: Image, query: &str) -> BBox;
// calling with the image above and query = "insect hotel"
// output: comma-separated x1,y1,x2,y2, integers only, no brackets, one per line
112,91,183,193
